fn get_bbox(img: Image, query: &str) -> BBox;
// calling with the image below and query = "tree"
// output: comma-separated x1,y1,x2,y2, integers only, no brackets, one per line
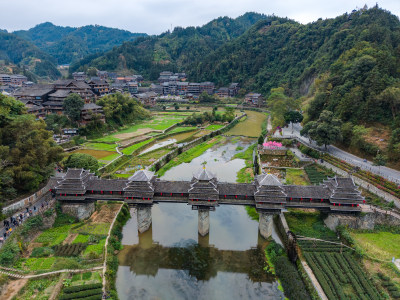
284,110,303,133
199,91,217,103
63,94,84,122
0,94,63,201
174,103,179,110
373,152,387,169
267,87,297,129
377,87,400,119
162,105,166,111
64,153,99,174
186,106,190,110
86,67,97,77
301,110,342,149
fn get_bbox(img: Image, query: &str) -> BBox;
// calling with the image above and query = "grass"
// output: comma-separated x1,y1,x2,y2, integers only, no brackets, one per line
205,124,224,131
72,223,110,236
285,169,309,185
285,210,337,239
122,138,154,155
17,277,57,299
84,143,117,151
93,114,187,143
25,257,56,271
245,206,259,221
168,126,197,134
234,144,256,183
156,136,223,176
72,234,90,244
84,239,106,256
350,231,400,260
100,152,120,162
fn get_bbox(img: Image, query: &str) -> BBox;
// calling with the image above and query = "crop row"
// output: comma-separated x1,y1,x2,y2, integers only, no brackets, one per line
304,166,328,185
54,243,87,257
59,288,102,300
304,252,382,300
378,273,400,299
63,283,103,293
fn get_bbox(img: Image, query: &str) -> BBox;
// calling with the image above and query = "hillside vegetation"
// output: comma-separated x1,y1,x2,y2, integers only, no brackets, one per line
0,31,60,80
69,12,269,79
14,22,147,64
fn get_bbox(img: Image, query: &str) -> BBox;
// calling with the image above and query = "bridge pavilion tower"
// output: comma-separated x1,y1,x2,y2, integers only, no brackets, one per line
124,169,156,233
188,168,219,237
254,173,287,238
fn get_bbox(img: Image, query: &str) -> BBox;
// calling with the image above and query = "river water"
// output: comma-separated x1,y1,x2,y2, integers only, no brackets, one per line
116,120,284,299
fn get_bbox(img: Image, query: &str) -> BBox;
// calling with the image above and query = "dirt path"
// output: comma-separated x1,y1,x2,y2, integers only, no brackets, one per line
301,261,328,300
1,278,28,300
102,204,123,294
49,273,67,300
63,233,78,245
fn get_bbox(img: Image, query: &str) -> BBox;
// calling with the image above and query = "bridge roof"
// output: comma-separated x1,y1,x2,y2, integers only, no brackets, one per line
128,169,155,182
193,168,216,181
256,173,282,186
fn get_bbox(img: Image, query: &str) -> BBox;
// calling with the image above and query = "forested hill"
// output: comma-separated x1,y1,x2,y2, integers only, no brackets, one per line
13,22,147,64
190,7,400,98
69,12,272,78
0,31,61,80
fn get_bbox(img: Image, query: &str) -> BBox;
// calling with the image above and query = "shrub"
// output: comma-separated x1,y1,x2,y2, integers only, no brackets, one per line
59,288,102,299
30,247,54,258
0,241,20,266
63,283,103,293
21,215,44,236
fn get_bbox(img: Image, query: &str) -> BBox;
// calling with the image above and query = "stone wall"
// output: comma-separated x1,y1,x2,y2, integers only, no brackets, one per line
324,211,400,231
60,201,95,220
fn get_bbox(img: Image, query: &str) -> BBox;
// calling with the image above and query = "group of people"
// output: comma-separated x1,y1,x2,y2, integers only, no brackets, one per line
0,200,52,244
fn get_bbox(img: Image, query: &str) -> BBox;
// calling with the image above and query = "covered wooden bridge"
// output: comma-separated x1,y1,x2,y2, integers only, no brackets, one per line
53,168,364,238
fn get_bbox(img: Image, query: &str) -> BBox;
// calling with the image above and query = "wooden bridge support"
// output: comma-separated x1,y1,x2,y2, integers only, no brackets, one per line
258,212,273,239
198,209,210,237
137,206,152,234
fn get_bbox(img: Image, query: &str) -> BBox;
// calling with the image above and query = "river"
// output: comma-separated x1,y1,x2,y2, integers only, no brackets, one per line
116,112,283,300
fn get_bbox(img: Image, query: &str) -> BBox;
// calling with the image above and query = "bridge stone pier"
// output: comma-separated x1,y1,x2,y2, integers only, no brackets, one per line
258,213,274,239
198,209,210,237
137,205,152,233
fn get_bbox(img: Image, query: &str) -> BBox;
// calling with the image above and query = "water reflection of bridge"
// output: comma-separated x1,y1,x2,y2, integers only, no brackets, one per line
118,226,274,282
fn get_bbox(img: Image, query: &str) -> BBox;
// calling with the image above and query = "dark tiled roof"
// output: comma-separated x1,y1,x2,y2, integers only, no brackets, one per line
154,181,190,194
284,185,331,199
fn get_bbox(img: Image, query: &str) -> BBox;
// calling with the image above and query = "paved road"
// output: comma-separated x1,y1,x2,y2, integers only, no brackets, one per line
272,123,400,184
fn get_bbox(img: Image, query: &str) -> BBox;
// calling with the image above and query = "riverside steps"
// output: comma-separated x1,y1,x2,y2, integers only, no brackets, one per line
53,168,365,238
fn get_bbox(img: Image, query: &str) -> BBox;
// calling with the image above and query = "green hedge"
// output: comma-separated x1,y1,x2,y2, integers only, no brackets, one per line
63,283,103,293
59,288,102,299
299,144,320,159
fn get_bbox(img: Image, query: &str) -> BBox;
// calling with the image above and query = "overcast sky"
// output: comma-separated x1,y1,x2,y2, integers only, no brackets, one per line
1,0,399,34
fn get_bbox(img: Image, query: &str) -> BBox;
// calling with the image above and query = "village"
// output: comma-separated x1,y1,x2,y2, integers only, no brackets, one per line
0,70,263,128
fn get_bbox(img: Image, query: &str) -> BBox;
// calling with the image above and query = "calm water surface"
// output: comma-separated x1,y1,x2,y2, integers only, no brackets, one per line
116,137,284,300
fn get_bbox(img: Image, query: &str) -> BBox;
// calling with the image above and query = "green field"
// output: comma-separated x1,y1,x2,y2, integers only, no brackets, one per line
93,113,187,143
168,126,197,134
84,143,117,151
122,138,155,155
285,169,309,185
350,231,400,260
205,124,224,131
